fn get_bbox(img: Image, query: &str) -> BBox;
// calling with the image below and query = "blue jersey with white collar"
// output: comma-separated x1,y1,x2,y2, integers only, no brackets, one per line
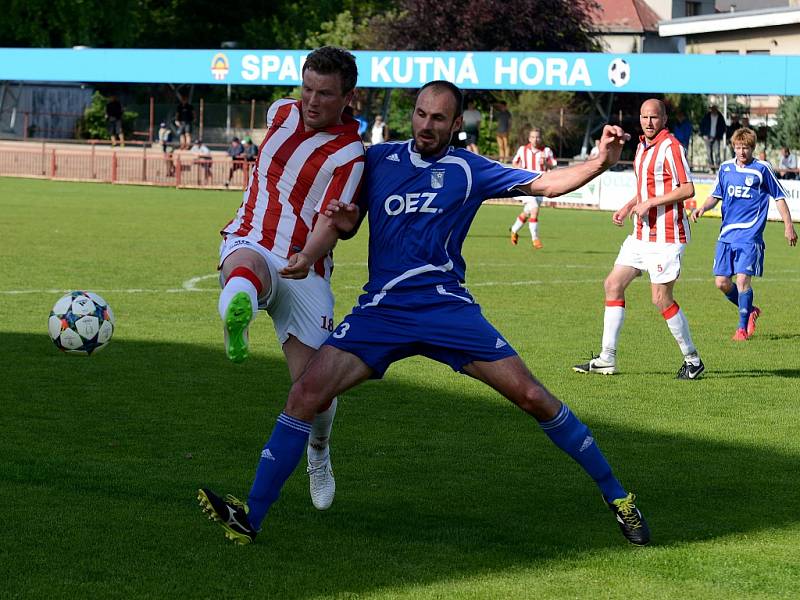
359,140,539,297
710,158,787,244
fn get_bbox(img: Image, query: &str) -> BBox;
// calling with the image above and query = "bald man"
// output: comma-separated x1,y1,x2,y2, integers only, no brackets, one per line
574,99,704,380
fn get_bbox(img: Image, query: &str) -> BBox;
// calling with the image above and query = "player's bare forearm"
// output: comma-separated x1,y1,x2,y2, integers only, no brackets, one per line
612,197,637,226
322,200,362,240
633,182,695,217
775,199,798,246
691,195,720,222
527,125,629,197
279,214,340,279
527,162,598,197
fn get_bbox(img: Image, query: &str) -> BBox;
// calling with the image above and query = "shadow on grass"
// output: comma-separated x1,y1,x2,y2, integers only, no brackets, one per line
762,332,800,341
641,367,800,379
2,333,798,598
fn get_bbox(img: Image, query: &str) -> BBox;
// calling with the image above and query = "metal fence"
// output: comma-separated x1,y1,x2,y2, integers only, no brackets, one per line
0,144,253,190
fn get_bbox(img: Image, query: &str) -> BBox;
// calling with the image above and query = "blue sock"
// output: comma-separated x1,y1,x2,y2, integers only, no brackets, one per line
724,287,739,306
247,413,311,530
738,289,753,330
540,403,627,502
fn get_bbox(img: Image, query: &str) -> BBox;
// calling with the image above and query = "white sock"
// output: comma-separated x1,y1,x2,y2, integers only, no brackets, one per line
600,302,625,363
529,220,539,240
663,303,698,361
511,216,526,234
308,397,337,465
218,276,258,321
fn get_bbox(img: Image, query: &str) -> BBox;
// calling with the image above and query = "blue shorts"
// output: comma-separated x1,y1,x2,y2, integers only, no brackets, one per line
324,285,518,378
713,241,764,278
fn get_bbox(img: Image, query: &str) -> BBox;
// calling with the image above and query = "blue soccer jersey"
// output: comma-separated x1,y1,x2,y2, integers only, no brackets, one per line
710,158,787,244
359,140,539,299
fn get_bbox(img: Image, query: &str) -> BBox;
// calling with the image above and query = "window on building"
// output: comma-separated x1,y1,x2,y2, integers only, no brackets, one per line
685,1,701,16
746,50,769,55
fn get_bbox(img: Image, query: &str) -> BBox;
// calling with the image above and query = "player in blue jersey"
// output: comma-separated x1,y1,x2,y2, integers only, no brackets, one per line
691,127,797,340
198,80,651,546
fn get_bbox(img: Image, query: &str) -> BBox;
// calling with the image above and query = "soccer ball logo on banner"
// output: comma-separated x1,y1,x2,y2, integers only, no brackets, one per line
608,58,631,88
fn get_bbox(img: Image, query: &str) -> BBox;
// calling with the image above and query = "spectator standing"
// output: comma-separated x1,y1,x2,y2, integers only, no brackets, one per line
225,137,245,188
672,110,693,152
176,94,195,150
462,100,482,154
370,114,388,145
106,94,124,148
700,105,726,172
778,147,797,180
494,101,512,162
158,121,175,176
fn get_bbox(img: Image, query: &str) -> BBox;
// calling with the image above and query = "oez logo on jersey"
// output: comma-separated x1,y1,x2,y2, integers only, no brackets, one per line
384,192,441,215
727,184,753,199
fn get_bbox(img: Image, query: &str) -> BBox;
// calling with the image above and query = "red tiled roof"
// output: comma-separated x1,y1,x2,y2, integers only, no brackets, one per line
590,0,661,33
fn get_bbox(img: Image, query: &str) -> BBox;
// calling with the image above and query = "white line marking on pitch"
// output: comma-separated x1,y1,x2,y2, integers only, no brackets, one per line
182,273,218,291
4,274,800,295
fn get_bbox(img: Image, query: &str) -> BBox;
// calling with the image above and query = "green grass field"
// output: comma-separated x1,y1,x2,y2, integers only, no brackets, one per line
2,177,799,599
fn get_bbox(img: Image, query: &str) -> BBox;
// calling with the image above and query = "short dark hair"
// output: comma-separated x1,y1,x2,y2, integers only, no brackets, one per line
416,80,464,119
302,46,358,95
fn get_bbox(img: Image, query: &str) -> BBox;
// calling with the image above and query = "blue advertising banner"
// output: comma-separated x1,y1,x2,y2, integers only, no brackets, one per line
1,48,798,94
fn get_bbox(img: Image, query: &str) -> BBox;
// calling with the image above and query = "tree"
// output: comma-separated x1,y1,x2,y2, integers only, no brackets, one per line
770,96,800,150
369,0,600,52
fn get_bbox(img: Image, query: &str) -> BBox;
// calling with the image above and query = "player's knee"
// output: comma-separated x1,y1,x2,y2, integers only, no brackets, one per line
518,384,558,420
286,379,326,421
604,276,623,298
714,277,731,292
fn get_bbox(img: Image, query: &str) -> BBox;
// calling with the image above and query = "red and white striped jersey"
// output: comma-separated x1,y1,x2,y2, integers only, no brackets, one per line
633,128,693,244
512,144,556,172
221,98,365,279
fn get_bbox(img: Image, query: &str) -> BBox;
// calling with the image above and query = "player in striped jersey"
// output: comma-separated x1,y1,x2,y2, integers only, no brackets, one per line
203,47,364,520
691,127,797,340
198,80,651,547
574,99,704,379
509,128,557,249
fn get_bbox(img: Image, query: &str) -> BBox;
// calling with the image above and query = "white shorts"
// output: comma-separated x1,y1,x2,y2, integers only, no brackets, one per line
515,196,544,213
614,235,685,284
219,236,335,349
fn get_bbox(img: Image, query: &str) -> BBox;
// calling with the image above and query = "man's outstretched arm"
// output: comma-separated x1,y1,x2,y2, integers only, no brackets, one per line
520,125,630,198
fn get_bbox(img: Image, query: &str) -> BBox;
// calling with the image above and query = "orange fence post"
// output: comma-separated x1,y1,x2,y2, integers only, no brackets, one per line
175,155,182,187
91,142,96,179
111,152,118,183
50,149,56,177
142,145,147,182
149,97,155,143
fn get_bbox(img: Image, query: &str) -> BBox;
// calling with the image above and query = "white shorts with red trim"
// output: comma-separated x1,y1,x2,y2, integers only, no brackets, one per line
514,196,544,213
219,235,335,348
614,235,685,284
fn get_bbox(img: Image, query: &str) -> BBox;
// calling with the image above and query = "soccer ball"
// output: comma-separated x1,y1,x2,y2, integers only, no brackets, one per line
608,58,631,88
48,291,115,355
